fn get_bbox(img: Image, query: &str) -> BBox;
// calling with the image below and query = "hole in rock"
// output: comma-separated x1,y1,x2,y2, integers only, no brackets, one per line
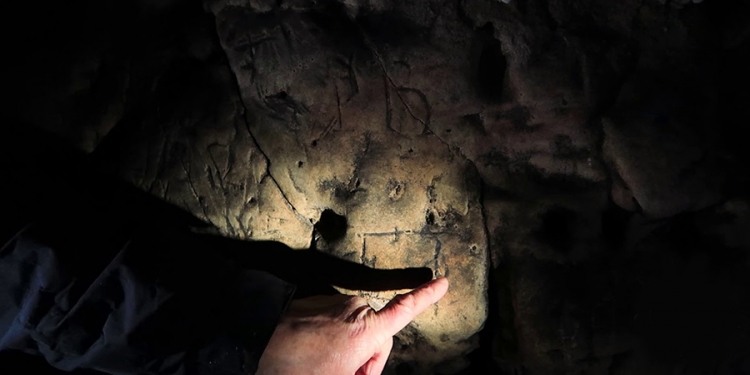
315,209,347,242
426,210,437,226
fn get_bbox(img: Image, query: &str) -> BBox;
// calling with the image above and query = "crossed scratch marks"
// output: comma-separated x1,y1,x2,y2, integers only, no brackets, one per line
361,37,431,135
359,228,451,282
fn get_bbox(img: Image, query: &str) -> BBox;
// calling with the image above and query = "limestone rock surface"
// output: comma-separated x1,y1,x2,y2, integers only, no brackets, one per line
210,2,490,371
6,0,750,373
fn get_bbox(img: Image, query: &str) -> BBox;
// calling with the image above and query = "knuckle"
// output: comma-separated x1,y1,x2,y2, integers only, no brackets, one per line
394,293,417,314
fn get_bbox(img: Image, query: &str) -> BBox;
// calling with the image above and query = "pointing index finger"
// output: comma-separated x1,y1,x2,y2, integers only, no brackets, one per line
374,277,449,338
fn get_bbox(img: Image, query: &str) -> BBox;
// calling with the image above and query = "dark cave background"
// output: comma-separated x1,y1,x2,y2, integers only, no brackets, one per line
2,0,750,374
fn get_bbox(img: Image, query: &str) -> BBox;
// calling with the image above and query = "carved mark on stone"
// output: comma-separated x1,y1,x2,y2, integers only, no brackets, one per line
360,237,377,267
346,52,359,100
335,81,344,130
333,52,360,103
235,89,310,227
387,179,406,200
180,158,211,224
262,91,309,126
319,131,371,201
362,35,431,136
350,132,371,184
287,167,307,195
391,86,430,135
433,239,443,278
432,239,444,317
312,117,338,145
426,175,442,204
145,130,171,195
361,229,455,238
205,143,237,236
383,73,394,134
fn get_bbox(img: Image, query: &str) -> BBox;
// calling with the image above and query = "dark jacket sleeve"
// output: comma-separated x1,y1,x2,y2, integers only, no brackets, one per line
0,217,295,375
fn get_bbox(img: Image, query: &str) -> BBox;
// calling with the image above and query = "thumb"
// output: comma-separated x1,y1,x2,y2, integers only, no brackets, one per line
373,277,449,338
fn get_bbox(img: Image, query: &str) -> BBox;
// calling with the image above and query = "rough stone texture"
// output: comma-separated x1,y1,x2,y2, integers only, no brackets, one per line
6,0,750,373
209,2,489,371
110,61,313,248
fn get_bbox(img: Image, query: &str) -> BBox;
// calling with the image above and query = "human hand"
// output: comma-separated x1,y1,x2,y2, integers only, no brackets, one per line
257,277,449,375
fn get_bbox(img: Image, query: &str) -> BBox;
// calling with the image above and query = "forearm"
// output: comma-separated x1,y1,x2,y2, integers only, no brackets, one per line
0,216,294,375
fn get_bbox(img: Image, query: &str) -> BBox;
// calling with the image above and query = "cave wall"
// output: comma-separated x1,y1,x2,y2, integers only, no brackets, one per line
5,0,750,374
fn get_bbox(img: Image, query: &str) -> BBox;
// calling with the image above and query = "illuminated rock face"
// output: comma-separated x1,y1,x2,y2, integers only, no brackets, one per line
207,3,490,371
103,2,492,369
8,0,750,373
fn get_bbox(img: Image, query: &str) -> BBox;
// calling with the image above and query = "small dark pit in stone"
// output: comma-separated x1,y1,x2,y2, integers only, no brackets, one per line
469,244,479,256
446,128,452,133
426,210,436,225
315,209,347,242
297,161,304,168
387,179,405,200
311,140,318,147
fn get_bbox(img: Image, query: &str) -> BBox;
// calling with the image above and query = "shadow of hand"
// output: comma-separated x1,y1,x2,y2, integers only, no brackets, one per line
1,122,433,299
205,235,434,297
